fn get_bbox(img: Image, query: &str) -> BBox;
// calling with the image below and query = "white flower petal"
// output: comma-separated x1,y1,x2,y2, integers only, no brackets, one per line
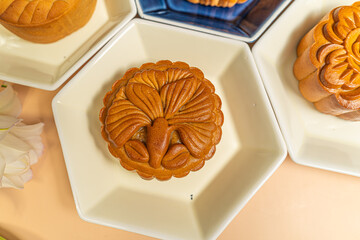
10,123,44,157
0,150,33,189
0,115,20,141
0,131,32,153
0,82,22,117
28,149,39,165
0,129,8,142
0,131,44,188
0,156,5,174
20,168,33,183
4,154,30,176
0,122,44,188
0,142,27,165
0,82,43,189
2,175,25,189
0,115,19,129
0,153,5,188
11,122,44,137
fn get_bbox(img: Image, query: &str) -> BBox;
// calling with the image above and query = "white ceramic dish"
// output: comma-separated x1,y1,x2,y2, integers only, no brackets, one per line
53,19,286,240
0,0,136,91
253,0,360,177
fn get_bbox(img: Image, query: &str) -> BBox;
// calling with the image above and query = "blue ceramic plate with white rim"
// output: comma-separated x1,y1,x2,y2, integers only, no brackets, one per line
135,0,293,42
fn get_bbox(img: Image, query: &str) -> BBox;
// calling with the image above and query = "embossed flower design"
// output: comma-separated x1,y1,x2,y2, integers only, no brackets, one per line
0,0,96,43
100,61,223,180
312,3,360,92
294,2,360,120
0,0,70,25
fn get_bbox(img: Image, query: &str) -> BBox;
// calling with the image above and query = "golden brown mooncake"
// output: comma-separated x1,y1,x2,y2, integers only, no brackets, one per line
186,0,248,8
0,0,97,43
99,60,224,180
293,2,360,121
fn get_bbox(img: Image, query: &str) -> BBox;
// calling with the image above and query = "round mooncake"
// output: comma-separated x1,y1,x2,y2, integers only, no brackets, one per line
99,60,224,180
294,2,360,120
0,0,97,43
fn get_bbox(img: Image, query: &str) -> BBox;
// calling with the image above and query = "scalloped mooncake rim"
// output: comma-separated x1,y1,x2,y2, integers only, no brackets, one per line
99,60,224,180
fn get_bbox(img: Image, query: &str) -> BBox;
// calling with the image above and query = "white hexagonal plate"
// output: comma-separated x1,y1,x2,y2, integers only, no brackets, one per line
53,19,286,240
0,0,136,90
253,0,360,177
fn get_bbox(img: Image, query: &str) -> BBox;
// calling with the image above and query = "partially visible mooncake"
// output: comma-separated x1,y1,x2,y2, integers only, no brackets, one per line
0,0,97,43
293,2,360,121
100,60,224,180
186,0,248,8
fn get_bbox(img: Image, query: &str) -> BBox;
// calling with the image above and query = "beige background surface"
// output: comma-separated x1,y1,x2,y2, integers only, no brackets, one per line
0,84,360,240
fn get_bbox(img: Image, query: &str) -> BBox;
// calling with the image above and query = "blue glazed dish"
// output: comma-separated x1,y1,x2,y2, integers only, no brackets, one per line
166,0,257,21
136,0,292,42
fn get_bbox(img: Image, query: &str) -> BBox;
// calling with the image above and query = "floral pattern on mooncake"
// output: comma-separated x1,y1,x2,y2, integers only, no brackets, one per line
0,0,96,43
0,0,71,25
294,2,360,120
100,60,224,180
